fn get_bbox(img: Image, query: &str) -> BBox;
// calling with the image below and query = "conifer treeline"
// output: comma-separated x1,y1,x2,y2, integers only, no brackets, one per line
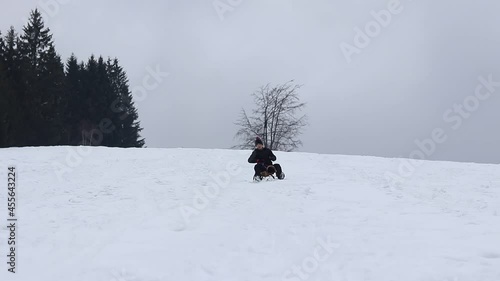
0,9,145,148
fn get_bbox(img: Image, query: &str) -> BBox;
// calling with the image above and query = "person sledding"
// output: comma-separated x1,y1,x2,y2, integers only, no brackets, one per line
248,137,285,181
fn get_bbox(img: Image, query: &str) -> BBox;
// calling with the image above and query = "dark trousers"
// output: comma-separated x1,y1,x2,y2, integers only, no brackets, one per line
254,163,283,177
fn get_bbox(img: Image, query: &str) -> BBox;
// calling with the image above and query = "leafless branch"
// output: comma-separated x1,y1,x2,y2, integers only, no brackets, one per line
234,81,308,151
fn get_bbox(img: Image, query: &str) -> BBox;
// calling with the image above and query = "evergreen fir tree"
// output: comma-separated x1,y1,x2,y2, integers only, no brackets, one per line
0,31,7,146
0,28,24,147
64,54,84,144
96,56,117,146
107,58,145,147
78,55,99,145
18,9,66,145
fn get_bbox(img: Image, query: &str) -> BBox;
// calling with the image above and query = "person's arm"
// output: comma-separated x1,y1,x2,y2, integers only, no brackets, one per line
248,150,258,163
269,150,277,161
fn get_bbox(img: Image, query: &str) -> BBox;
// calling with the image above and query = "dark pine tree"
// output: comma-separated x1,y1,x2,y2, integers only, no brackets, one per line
0,31,7,146
96,56,117,147
0,28,24,147
64,54,84,144
18,9,67,145
77,55,100,145
107,58,145,147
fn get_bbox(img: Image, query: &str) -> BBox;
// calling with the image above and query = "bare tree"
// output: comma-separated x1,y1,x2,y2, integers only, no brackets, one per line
234,81,308,151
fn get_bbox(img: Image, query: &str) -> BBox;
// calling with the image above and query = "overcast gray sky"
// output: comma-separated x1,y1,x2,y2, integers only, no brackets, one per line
2,0,500,163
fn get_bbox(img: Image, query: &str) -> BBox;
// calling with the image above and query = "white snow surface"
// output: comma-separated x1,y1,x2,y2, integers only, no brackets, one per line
0,147,500,281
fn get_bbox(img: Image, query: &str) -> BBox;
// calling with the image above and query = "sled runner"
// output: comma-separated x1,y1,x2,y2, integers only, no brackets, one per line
253,165,285,182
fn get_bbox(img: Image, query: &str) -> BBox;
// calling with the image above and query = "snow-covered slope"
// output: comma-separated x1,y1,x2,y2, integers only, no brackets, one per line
0,147,499,281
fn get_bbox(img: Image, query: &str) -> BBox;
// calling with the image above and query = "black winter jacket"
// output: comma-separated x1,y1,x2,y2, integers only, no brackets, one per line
248,148,277,166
